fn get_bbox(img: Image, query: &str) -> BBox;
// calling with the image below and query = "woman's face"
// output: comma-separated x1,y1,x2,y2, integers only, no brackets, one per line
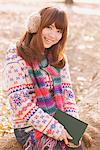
41,23,62,48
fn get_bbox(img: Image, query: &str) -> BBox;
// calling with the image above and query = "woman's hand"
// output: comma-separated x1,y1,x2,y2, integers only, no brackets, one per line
67,140,81,148
58,129,73,145
58,129,82,148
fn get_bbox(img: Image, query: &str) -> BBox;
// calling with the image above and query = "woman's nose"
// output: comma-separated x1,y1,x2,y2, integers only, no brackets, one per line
49,31,57,39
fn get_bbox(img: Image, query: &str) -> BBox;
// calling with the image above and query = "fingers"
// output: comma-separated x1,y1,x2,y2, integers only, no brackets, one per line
59,136,63,141
67,140,81,148
58,129,73,146
68,142,79,148
63,135,69,145
59,129,73,145
64,130,73,140
62,129,69,144
58,129,69,144
79,140,81,146
59,128,82,148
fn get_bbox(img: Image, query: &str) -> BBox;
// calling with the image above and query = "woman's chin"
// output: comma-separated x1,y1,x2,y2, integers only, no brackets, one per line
44,44,52,49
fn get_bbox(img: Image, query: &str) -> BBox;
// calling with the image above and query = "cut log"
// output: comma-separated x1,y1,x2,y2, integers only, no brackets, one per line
65,0,74,4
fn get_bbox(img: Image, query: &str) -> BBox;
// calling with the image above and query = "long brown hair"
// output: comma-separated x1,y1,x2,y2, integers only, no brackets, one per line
16,7,68,68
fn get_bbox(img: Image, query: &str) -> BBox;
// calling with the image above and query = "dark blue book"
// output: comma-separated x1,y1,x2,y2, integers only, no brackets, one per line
54,109,88,145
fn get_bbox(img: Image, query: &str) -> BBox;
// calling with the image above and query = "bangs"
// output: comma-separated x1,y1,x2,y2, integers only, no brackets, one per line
40,7,68,32
55,11,67,33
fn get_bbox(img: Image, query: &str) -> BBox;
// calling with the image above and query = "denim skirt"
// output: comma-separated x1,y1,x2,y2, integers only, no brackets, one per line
14,127,83,150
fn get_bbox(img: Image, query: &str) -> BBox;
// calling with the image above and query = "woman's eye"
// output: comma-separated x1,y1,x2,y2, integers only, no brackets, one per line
47,26,52,29
57,30,62,33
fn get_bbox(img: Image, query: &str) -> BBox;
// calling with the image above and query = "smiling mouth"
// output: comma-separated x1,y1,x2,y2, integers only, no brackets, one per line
44,36,53,43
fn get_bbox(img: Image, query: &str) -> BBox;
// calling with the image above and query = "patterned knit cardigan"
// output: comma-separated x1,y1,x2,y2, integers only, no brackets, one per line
4,45,79,141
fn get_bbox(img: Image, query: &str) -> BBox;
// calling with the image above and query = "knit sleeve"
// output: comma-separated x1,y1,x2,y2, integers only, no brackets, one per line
60,55,79,118
4,47,64,140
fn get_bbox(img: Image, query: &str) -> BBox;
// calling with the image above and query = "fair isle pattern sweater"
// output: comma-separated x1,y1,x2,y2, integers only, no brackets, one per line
4,45,79,140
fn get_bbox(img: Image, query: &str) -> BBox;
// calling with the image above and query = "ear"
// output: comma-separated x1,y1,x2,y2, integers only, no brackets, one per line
26,12,41,33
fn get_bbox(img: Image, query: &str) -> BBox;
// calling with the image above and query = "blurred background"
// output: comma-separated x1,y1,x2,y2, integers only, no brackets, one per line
0,0,100,149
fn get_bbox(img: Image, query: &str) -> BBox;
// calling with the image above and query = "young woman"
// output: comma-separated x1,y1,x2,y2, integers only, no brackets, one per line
5,7,83,150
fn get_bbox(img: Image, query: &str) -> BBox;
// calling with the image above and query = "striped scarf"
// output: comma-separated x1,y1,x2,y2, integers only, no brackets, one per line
28,58,64,114
8,46,67,149
26,58,66,149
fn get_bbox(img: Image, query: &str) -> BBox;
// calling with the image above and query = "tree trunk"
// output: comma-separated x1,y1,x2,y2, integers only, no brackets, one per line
65,0,74,4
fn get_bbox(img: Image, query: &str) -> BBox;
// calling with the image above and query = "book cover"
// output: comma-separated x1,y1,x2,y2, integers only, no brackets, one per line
54,109,88,145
